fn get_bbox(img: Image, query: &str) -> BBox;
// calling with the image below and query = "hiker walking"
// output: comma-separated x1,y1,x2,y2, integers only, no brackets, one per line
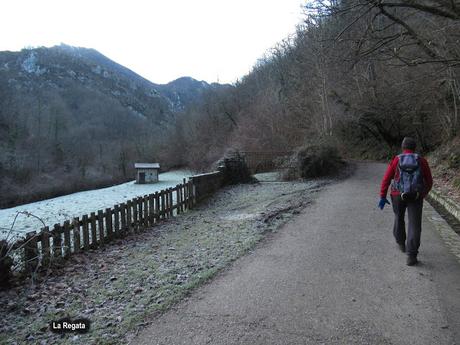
378,137,433,266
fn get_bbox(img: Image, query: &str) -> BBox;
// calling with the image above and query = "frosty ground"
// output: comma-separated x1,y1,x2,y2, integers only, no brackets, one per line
0,170,192,241
0,177,327,345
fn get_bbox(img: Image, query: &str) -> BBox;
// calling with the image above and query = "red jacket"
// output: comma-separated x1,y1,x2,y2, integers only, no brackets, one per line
380,149,433,199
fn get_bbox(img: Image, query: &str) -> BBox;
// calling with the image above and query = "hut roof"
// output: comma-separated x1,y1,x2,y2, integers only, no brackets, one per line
134,163,160,169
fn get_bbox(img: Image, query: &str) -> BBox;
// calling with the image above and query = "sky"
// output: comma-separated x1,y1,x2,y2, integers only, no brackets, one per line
0,0,306,84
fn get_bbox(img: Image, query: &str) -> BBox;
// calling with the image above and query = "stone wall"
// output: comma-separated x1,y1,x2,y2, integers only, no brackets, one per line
428,188,460,223
190,171,225,202
425,191,460,263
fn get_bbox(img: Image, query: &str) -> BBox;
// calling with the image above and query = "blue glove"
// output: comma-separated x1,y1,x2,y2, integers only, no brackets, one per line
378,197,390,210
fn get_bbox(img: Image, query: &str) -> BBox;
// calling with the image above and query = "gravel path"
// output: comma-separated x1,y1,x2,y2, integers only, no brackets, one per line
133,162,460,345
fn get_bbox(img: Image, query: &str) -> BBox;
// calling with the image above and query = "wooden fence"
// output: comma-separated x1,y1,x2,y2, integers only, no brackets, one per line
8,179,195,273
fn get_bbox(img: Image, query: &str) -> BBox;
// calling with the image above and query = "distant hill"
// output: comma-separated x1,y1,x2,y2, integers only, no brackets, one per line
0,44,222,121
156,76,226,111
0,44,228,208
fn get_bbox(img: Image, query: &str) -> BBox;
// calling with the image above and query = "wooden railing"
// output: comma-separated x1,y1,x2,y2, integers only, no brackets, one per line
8,179,195,273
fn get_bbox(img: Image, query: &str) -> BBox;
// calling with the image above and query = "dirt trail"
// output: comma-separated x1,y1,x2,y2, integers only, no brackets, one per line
133,162,460,345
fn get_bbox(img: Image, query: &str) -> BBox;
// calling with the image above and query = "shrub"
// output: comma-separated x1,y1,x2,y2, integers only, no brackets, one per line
282,145,345,180
0,240,13,289
216,151,255,185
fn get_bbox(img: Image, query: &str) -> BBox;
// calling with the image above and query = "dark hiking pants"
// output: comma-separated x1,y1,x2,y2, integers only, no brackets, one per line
391,195,424,257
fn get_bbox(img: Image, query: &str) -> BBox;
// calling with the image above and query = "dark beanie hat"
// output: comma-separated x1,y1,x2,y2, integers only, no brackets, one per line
401,137,416,150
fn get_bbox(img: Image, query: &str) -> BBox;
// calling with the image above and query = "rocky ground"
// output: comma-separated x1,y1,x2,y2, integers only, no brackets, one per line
0,177,327,345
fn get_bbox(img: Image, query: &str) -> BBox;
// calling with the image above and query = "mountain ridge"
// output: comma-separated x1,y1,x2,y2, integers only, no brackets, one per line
0,44,225,114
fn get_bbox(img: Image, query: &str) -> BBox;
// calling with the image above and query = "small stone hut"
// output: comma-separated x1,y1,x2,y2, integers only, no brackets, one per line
134,163,160,184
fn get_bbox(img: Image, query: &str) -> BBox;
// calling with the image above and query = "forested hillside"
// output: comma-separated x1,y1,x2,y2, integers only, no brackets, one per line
168,0,460,171
0,45,226,207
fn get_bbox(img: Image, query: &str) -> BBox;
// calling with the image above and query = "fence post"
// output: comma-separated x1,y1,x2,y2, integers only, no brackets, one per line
133,198,139,231
63,221,71,258
127,200,133,232
185,182,189,209
160,190,165,220
181,183,185,212
82,215,90,250
183,180,188,210
168,189,172,217
154,192,160,222
176,185,181,215
169,188,174,217
186,181,190,209
148,194,154,225
24,231,39,272
114,205,120,237
143,196,148,227
137,197,143,228
120,203,127,234
182,179,186,211
164,189,169,218
90,212,97,247
41,227,51,267
179,184,185,213
73,217,81,253
52,224,62,259
105,208,113,239
139,197,144,228
97,210,104,244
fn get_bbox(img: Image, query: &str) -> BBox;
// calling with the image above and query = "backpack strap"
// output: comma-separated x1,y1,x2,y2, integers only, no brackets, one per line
398,153,420,164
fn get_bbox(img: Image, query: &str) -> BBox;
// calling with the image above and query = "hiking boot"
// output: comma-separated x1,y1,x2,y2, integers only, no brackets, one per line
407,256,418,266
398,243,406,253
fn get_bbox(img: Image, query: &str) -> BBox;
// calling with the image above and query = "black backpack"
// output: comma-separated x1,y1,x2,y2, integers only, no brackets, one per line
393,153,424,200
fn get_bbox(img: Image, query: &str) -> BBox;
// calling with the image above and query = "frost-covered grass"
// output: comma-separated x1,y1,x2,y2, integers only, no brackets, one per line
0,170,192,241
0,179,327,345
